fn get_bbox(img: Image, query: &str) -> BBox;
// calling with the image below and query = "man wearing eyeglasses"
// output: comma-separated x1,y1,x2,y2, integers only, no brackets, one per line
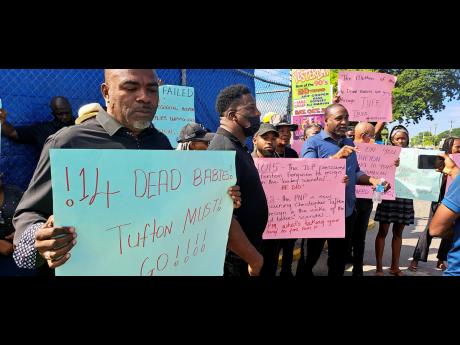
0,96,75,150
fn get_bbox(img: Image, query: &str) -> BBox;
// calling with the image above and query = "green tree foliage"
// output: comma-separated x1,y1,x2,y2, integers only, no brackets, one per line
435,127,460,142
410,131,437,147
329,69,460,124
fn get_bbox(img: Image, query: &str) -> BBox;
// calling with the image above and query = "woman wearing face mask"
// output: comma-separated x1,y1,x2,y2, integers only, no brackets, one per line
409,136,460,272
374,125,414,276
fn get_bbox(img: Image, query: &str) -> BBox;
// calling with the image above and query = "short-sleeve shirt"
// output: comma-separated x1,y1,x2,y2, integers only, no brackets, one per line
442,175,460,276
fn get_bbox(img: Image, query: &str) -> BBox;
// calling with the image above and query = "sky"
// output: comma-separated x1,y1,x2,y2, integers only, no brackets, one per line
254,69,459,137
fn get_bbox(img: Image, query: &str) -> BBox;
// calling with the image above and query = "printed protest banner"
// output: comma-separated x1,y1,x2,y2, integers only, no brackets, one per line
291,69,331,116
254,158,346,239
290,114,325,156
51,149,236,276
395,148,443,201
154,85,195,148
338,71,396,122
355,143,401,200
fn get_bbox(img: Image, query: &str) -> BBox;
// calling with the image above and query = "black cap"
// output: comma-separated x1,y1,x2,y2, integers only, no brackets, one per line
177,123,215,143
254,123,279,138
272,114,298,132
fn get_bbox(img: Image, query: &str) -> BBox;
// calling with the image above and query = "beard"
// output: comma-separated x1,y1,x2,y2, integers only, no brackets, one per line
132,120,151,130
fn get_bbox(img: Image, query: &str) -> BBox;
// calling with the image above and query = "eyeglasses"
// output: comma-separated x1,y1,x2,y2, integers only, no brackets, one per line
364,133,375,139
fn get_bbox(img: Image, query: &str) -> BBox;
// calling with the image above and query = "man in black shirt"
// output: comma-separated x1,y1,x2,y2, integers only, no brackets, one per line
251,123,282,276
13,69,241,273
0,96,75,150
11,70,172,272
208,84,267,276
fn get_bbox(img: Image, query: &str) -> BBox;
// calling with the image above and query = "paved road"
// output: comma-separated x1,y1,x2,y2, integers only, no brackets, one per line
279,199,444,276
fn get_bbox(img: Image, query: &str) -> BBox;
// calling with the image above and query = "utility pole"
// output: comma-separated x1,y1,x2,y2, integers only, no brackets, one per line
450,120,455,135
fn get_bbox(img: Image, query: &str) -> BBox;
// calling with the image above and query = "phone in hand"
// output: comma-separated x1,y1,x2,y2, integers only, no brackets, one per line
417,154,445,170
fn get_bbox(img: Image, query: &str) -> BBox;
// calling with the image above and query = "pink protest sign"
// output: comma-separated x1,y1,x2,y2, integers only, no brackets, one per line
254,158,346,239
338,71,397,122
446,154,460,192
354,143,401,200
290,114,325,156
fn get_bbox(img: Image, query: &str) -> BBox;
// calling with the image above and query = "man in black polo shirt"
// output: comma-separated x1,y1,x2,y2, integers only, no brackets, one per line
0,96,75,150
208,84,267,277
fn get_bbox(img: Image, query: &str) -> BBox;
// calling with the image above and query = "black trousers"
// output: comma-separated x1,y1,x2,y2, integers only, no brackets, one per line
277,239,296,274
260,239,281,277
350,198,374,275
302,211,357,276
413,202,453,262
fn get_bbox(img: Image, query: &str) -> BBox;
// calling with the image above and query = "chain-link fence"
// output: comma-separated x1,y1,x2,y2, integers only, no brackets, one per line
0,69,256,190
253,69,291,121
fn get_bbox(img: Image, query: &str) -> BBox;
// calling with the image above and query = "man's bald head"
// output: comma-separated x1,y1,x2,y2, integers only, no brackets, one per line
104,69,158,84
50,96,73,125
323,103,349,139
354,122,375,143
325,103,348,120
101,69,160,134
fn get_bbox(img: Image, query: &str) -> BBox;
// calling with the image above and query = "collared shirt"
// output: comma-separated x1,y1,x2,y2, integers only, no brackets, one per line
15,118,74,149
208,127,268,252
442,175,460,276
12,110,172,269
301,130,364,217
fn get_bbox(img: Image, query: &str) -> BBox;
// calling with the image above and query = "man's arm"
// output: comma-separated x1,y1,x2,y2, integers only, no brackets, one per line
429,204,458,239
430,168,460,238
374,122,386,138
227,217,264,276
12,135,58,268
0,108,19,140
13,137,55,244
301,138,319,158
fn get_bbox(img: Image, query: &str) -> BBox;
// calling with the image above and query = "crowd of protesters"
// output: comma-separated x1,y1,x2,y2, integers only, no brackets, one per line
1,69,459,277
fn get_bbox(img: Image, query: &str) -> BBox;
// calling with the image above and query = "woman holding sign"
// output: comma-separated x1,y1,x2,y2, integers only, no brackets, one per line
374,125,413,276
409,137,460,272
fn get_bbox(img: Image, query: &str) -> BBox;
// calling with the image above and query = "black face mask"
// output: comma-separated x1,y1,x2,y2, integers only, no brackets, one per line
238,115,261,137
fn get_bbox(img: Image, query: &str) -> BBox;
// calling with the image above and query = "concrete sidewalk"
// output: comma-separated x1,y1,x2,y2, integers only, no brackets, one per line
278,199,444,276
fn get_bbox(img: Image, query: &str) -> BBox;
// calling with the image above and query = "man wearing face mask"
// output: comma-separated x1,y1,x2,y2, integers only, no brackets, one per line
208,84,267,276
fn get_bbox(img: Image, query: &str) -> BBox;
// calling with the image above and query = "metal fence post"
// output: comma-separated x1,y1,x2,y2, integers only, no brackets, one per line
287,70,292,120
181,69,187,86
